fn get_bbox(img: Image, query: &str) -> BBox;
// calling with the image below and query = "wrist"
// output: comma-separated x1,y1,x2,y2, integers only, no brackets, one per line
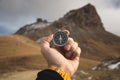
49,65,74,77
49,66,60,72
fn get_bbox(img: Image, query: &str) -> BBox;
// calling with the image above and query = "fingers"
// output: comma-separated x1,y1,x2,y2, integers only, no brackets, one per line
64,30,70,36
64,44,71,51
75,47,81,57
64,38,81,60
64,38,73,51
40,30,81,60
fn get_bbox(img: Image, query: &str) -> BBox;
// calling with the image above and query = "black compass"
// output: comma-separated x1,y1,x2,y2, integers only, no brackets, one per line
53,30,68,47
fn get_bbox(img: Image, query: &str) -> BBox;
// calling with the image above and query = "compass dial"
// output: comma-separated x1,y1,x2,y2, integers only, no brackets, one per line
53,30,68,46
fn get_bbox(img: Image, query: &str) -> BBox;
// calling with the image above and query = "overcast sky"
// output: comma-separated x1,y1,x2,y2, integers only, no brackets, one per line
0,0,120,36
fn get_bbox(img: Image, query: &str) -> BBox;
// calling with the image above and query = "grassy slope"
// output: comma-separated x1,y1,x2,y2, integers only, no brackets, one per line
0,35,45,74
0,35,41,58
0,35,99,73
0,35,119,80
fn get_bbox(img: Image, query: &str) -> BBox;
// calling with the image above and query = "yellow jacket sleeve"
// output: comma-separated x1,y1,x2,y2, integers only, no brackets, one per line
49,66,71,80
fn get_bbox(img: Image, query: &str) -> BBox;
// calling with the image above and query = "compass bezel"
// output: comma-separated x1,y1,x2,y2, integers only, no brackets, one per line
53,30,68,47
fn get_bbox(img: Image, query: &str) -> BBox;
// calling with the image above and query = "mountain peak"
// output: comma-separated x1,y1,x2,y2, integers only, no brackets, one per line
16,4,120,61
63,4,105,30
83,3,95,9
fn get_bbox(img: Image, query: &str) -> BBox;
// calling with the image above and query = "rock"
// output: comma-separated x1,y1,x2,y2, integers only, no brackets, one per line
92,57,120,70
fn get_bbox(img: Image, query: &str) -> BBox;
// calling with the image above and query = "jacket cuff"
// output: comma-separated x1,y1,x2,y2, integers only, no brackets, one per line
36,69,63,80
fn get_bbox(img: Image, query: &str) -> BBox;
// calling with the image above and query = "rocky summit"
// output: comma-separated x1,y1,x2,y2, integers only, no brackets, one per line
16,4,120,61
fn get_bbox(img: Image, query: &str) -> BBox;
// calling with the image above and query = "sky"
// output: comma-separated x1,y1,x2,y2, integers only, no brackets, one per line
0,0,120,36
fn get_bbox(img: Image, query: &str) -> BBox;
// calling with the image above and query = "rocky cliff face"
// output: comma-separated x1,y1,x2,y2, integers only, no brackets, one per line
16,4,120,61
16,18,51,36
61,3,105,30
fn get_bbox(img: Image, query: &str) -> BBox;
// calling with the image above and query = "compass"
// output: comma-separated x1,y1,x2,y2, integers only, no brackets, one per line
53,30,68,47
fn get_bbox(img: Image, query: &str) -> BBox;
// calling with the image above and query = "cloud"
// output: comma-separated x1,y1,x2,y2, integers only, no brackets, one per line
0,0,81,22
0,0,120,36
98,9,120,35
107,0,120,8
0,0,89,35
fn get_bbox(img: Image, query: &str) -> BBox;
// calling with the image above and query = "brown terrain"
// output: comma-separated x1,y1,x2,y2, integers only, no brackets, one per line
16,4,120,61
0,4,120,80
0,35,46,80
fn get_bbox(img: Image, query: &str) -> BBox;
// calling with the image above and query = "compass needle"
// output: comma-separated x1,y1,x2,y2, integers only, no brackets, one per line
59,35,62,44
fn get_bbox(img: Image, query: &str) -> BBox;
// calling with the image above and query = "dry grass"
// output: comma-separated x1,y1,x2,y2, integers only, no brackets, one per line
0,35,119,80
88,39,120,57
79,58,100,70
0,35,41,58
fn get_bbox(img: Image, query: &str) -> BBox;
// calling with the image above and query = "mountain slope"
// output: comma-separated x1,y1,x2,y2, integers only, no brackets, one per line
0,35,46,74
16,4,120,61
0,35,101,80
0,35,119,80
0,35,41,58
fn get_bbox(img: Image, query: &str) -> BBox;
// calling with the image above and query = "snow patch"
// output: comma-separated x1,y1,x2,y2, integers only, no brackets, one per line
24,22,50,35
80,70,88,75
29,23,50,29
92,57,120,70
108,62,120,70
88,76,92,80
92,66,97,70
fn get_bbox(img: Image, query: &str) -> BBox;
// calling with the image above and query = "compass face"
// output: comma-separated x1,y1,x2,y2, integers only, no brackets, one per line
53,31,68,46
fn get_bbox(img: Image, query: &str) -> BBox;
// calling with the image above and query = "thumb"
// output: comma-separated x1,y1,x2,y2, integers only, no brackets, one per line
41,34,53,48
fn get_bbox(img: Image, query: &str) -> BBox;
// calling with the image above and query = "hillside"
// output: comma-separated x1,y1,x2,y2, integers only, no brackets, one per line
0,35,41,58
0,37,119,80
0,34,99,71
0,35,48,76
0,35,102,80
16,4,120,61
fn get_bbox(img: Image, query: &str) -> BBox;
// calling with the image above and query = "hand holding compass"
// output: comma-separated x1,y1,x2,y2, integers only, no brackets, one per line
40,29,81,76
52,29,79,59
